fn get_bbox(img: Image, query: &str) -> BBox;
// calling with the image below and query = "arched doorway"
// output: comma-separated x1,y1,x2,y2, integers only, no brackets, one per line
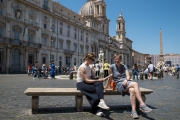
11,48,21,72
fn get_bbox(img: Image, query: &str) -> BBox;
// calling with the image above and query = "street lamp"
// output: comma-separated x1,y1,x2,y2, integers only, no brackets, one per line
50,27,53,61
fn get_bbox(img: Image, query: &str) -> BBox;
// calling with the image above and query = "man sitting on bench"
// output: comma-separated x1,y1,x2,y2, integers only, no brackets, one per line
104,53,152,119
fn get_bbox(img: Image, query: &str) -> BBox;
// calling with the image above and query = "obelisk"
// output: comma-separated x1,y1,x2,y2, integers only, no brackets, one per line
159,28,164,61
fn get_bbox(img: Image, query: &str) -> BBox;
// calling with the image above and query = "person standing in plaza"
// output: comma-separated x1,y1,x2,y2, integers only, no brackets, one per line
103,61,109,78
104,53,152,119
176,64,179,79
27,63,32,76
148,61,154,80
76,52,109,117
132,64,139,80
49,60,55,79
94,61,100,78
171,65,176,77
33,60,39,79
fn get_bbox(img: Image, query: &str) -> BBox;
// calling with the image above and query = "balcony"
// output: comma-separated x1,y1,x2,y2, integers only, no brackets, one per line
0,36,42,48
64,49,74,55
42,5,50,11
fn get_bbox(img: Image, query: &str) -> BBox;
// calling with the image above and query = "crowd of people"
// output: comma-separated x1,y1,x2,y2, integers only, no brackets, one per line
27,60,75,79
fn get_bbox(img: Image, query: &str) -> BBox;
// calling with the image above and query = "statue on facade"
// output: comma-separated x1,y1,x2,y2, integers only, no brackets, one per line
15,6,22,19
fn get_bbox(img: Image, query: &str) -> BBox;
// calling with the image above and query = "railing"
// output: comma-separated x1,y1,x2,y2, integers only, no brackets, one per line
64,49,74,55
0,37,42,48
42,5,50,11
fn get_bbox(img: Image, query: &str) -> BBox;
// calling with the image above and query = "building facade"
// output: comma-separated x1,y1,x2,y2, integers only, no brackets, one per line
0,0,132,73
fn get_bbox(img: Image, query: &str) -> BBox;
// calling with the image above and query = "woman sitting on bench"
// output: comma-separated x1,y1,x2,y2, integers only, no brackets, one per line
104,53,152,119
76,52,109,117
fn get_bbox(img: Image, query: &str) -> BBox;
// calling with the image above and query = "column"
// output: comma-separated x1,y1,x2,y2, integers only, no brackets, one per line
25,49,28,68
24,6,29,23
6,46,10,73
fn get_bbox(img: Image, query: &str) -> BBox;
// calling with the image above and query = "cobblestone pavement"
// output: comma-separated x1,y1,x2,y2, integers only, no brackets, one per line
0,74,180,120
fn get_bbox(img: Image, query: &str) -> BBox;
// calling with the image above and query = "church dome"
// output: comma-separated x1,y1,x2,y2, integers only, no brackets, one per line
79,1,95,16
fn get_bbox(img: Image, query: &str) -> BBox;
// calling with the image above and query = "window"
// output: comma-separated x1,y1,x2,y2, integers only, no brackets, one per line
52,25,55,32
44,23,46,29
44,16,47,19
28,34,33,42
0,8,2,16
60,27,63,34
42,38,46,46
60,22,63,26
74,33,77,39
29,19,33,25
80,34,83,41
0,0,3,2
51,40,55,47
67,43,70,50
59,56,62,60
0,27,2,37
14,31,19,40
67,30,70,37
85,47,88,54
68,25,70,29
74,44,77,52
74,58,76,65
80,46,83,53
86,37,88,42
59,41,63,49
44,0,48,6
51,55,54,60
74,28,77,31
52,18,55,23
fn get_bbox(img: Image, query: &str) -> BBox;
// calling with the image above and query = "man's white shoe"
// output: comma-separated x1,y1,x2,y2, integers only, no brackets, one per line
98,102,110,110
96,110,105,117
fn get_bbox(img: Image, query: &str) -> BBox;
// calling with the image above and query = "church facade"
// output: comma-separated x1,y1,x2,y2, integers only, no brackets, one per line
0,0,132,73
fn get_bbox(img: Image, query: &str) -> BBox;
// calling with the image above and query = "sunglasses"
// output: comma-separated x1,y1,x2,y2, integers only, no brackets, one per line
89,58,95,62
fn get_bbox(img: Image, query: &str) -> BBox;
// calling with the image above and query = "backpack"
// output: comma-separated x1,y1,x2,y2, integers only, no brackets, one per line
176,66,180,71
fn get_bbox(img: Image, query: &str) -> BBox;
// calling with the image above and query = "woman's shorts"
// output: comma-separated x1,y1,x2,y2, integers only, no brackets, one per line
116,80,132,96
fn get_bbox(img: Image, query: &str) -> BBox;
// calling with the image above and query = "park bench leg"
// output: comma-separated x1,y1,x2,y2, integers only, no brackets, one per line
75,95,83,112
32,96,39,114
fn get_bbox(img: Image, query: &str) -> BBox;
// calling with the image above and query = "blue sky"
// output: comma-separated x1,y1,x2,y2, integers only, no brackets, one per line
57,0,180,54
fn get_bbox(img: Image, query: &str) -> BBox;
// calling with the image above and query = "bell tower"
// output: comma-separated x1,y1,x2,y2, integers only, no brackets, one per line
116,11,126,42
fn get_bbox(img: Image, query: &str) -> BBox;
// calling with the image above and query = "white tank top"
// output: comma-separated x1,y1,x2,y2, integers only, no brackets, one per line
76,63,91,83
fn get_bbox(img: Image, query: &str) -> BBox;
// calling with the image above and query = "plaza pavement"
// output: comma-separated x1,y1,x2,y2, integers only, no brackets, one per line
0,74,180,120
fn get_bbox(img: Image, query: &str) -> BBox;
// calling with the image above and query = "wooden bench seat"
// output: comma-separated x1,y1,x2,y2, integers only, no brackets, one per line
24,87,153,114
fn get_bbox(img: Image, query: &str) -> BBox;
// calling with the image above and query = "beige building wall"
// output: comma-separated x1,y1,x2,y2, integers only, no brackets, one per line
0,0,133,73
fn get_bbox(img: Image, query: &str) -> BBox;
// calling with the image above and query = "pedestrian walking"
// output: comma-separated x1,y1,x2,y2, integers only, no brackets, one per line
148,61,154,80
33,60,39,79
94,61,100,78
103,61,109,78
176,64,179,79
132,64,139,80
49,61,55,79
27,63,32,76
76,52,109,117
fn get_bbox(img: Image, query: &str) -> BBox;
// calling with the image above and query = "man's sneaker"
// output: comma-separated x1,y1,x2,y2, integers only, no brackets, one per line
96,109,105,117
98,102,110,110
131,110,139,119
139,104,152,113
33,77,35,79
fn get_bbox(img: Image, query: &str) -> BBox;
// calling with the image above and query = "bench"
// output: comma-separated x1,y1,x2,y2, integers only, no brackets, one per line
24,87,153,114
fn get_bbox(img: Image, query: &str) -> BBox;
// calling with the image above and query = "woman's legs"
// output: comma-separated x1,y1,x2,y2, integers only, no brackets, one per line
124,82,144,106
129,87,136,111
77,82,103,113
